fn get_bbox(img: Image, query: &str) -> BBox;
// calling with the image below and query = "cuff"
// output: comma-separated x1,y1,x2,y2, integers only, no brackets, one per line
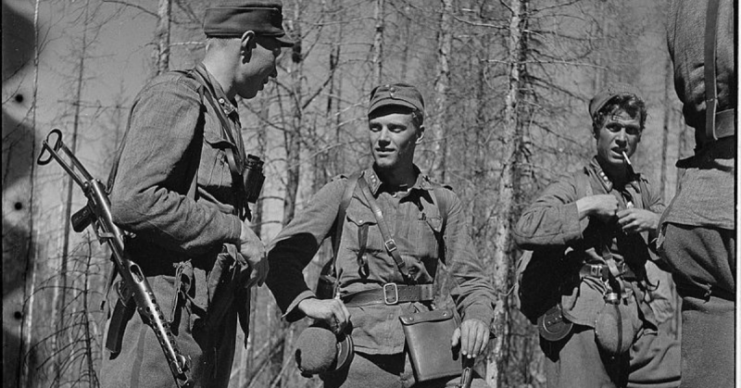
227,215,242,244
461,302,494,326
283,290,316,322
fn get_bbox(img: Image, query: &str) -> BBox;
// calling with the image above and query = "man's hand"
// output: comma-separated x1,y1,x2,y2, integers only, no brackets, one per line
239,220,268,288
617,208,659,234
298,297,351,334
451,318,490,359
577,194,619,223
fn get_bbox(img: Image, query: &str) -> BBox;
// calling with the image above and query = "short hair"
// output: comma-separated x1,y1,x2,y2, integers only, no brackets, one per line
591,94,647,134
205,37,236,51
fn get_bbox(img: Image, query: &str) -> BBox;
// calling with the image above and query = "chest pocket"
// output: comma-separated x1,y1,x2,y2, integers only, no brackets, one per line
200,114,238,191
345,208,379,279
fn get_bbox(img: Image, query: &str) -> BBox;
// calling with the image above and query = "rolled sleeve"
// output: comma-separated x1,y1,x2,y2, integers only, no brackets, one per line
266,179,346,321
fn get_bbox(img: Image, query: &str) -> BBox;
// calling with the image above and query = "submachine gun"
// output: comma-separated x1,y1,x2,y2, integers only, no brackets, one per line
37,129,192,388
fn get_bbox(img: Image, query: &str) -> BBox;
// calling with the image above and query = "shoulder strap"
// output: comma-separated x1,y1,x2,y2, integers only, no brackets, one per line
704,0,721,140
357,176,414,284
331,173,360,259
429,186,450,226
186,68,249,219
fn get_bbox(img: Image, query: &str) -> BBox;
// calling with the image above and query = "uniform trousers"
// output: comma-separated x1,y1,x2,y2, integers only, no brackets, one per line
541,319,682,388
662,223,735,388
100,268,239,388
321,351,491,388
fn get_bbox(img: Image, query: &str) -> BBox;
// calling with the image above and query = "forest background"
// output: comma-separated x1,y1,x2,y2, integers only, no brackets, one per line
3,0,696,387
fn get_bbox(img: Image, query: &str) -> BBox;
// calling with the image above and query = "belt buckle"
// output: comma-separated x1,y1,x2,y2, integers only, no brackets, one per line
383,283,399,305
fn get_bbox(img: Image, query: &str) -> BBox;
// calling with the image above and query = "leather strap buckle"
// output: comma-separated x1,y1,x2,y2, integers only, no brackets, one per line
588,264,602,278
383,283,399,305
384,239,398,253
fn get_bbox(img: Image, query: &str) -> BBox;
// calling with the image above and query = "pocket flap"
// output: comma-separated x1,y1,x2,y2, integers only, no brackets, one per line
346,210,377,227
399,308,455,325
204,130,235,149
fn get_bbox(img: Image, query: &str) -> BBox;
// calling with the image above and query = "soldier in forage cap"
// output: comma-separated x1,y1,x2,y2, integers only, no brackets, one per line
514,84,681,388
266,83,497,387
100,2,292,387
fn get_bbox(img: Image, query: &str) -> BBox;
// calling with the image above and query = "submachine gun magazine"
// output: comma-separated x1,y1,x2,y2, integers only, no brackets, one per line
37,129,192,388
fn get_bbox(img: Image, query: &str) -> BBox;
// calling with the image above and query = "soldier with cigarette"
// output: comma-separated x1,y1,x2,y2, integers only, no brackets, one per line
514,84,680,388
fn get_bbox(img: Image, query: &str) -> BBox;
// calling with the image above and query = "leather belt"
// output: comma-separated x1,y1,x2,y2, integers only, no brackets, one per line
342,283,435,307
579,262,635,280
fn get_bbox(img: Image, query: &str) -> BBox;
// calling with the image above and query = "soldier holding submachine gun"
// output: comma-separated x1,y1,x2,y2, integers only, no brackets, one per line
36,2,294,388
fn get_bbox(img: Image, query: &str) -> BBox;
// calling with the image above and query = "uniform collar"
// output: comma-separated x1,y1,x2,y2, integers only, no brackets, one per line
589,156,641,193
194,63,239,118
362,164,434,195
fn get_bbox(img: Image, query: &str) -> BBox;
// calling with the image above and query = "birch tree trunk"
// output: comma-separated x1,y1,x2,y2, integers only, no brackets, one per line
18,1,42,386
155,0,171,75
487,0,527,386
372,0,385,85
281,4,303,226
430,0,453,182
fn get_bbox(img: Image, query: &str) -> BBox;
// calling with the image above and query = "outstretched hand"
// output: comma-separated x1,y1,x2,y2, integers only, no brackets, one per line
451,318,490,359
298,297,351,334
239,220,268,288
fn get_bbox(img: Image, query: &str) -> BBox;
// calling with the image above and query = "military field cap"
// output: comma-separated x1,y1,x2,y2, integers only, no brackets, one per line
294,324,354,377
203,1,294,47
368,83,425,117
589,83,643,119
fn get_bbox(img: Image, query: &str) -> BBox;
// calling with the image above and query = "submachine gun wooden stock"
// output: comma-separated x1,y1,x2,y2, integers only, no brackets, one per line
37,129,192,388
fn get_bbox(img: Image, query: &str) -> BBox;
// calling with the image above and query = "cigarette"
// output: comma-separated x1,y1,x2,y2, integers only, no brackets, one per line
622,151,632,167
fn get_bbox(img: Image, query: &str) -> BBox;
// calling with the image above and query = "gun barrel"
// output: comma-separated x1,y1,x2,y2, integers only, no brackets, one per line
38,130,192,388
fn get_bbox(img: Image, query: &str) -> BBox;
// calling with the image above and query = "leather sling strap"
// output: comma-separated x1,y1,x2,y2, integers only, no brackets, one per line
187,67,250,220
704,0,721,140
357,176,414,284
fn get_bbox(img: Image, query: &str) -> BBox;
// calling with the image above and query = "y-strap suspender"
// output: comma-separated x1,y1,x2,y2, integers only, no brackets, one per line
704,0,721,140
357,176,414,284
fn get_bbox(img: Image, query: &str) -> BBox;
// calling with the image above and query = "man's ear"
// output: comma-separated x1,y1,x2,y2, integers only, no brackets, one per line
240,31,256,62
415,124,425,144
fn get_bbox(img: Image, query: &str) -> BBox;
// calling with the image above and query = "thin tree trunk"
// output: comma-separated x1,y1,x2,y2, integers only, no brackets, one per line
660,54,672,201
372,0,385,85
155,0,171,75
487,0,526,386
19,1,42,386
431,0,453,182
54,2,92,383
281,3,302,226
